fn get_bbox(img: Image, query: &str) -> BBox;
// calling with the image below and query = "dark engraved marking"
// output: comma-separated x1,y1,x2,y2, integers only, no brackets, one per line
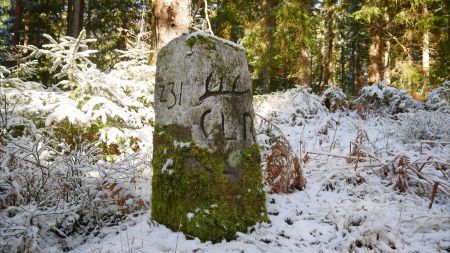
167,82,177,109
219,76,224,92
200,109,212,138
178,82,183,105
203,72,213,95
199,72,250,101
160,84,167,102
243,112,255,141
220,112,237,140
221,112,225,132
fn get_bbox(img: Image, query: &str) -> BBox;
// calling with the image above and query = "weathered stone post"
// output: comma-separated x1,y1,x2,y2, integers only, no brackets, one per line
151,32,267,242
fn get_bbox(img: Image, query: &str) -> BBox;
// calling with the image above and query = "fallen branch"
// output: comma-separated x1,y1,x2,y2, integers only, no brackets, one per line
349,142,381,160
306,151,373,161
420,140,450,154
0,147,49,170
407,167,450,197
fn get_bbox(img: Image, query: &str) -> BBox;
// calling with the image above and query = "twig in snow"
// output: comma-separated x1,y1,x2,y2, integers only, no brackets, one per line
329,114,341,153
174,215,182,253
428,182,439,209
420,140,450,154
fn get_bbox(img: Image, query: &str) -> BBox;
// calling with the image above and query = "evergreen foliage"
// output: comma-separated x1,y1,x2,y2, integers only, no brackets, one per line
1,0,447,95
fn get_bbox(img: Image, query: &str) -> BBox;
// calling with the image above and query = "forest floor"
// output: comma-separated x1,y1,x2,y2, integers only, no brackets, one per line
69,88,450,253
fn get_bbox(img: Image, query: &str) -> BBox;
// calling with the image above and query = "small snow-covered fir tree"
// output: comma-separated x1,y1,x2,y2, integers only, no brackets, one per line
0,26,154,252
21,29,97,88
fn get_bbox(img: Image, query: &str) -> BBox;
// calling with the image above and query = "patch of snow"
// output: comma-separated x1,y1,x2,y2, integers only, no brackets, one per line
186,31,245,51
161,159,174,175
174,140,191,148
45,99,89,126
426,80,449,111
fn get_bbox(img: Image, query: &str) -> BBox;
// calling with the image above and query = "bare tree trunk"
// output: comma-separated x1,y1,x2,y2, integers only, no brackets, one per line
340,42,345,88
368,20,384,84
204,0,213,35
422,5,430,92
354,43,364,93
151,0,192,63
23,24,29,47
297,0,312,87
297,48,311,86
67,0,73,35
323,1,335,87
350,41,356,93
67,0,84,37
317,37,325,91
383,40,391,84
86,0,92,37
13,0,23,46
261,0,278,93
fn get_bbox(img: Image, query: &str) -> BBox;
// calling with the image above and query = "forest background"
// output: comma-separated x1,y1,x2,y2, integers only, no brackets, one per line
1,0,448,97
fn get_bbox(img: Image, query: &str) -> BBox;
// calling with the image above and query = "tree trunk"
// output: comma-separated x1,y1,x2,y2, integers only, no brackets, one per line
354,43,364,93
86,0,92,37
341,42,345,89
368,20,384,84
323,1,335,87
151,0,192,63
13,0,23,46
260,0,278,93
350,41,356,94
383,40,391,84
422,5,430,91
297,0,312,86
317,37,325,91
297,48,311,86
67,0,84,37
67,0,73,35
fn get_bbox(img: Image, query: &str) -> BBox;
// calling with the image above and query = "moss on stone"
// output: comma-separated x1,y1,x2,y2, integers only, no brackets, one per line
185,35,216,50
151,125,267,243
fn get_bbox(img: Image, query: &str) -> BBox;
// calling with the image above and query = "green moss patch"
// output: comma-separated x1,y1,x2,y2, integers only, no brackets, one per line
151,125,267,243
185,35,217,50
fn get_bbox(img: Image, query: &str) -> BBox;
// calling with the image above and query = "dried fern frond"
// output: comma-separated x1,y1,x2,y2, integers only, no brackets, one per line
266,136,306,193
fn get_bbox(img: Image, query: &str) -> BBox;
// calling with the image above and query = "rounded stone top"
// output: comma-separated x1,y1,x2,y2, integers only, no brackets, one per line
155,32,256,153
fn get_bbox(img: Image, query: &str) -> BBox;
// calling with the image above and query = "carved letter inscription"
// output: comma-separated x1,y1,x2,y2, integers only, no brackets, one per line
199,72,249,101
200,109,212,138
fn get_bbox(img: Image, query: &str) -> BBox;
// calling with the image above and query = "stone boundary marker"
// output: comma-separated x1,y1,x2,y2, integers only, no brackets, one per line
151,32,267,242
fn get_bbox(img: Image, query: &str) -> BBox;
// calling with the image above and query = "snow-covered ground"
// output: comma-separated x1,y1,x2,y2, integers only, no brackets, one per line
2,33,448,253
69,88,450,253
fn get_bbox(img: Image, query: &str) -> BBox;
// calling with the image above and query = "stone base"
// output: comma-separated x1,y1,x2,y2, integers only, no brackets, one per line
151,126,267,242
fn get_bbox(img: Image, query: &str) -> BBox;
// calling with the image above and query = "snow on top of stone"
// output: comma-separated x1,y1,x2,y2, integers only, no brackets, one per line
186,31,245,51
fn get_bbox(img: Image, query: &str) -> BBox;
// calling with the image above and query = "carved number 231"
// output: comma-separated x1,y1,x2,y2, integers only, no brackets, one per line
160,82,183,109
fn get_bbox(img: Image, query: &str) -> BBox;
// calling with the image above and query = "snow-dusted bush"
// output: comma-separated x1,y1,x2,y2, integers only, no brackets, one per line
0,31,154,252
354,82,423,114
426,80,449,111
321,86,348,112
391,110,450,142
254,87,327,126
0,130,146,252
